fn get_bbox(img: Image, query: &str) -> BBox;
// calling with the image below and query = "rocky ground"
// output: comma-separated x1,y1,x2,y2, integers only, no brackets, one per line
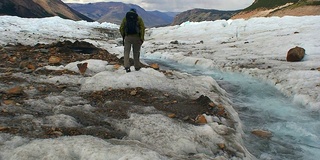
0,41,229,140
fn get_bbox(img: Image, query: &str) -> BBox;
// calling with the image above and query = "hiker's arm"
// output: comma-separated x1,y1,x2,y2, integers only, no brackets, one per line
119,18,126,38
138,17,145,42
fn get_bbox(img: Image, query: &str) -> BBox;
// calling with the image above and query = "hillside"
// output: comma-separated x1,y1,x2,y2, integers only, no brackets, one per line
171,9,239,25
67,2,174,27
232,0,320,19
0,0,93,22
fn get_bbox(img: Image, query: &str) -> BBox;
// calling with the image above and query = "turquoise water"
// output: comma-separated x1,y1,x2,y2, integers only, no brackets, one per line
145,59,320,160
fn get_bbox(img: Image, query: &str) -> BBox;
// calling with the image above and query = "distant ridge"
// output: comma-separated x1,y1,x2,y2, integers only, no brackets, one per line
67,2,175,27
0,0,93,22
232,0,320,19
171,9,239,25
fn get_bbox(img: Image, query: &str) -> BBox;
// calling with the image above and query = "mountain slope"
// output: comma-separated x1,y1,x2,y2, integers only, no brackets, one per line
0,0,93,22
67,2,174,27
232,0,320,19
171,9,239,25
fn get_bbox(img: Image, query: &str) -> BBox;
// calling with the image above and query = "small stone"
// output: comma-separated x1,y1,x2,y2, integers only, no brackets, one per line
6,86,24,95
130,90,137,96
150,63,160,70
168,113,176,118
8,56,17,63
195,115,207,124
209,102,216,107
183,116,190,121
251,129,272,138
77,62,88,74
52,131,63,136
0,126,8,131
113,64,121,69
3,100,15,105
286,46,305,62
217,143,225,149
49,56,62,64
27,63,36,70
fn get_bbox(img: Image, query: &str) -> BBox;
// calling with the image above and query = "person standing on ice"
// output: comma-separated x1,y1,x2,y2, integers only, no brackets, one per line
120,8,145,73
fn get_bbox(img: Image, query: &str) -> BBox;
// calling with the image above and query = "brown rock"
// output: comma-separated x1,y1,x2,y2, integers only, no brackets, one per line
217,143,226,150
287,46,305,62
209,102,216,107
113,64,121,70
150,63,160,70
195,114,207,124
317,67,320,71
168,113,176,118
49,56,62,64
130,90,137,96
6,86,24,95
217,104,227,117
27,63,36,70
3,100,15,105
0,126,8,131
77,62,88,74
8,56,17,63
251,129,272,138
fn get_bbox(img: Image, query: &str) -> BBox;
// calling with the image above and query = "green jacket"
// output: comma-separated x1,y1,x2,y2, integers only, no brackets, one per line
119,12,145,41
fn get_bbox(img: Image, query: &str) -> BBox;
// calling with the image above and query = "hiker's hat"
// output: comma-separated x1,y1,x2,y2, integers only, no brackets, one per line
130,8,137,13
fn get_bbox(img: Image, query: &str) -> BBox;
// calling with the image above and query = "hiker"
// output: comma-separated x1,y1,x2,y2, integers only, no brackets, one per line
120,8,145,73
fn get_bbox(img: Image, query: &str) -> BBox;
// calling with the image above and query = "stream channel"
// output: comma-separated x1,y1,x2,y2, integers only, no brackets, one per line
144,58,320,160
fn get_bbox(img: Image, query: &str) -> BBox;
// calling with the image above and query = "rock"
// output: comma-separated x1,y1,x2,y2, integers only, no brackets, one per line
286,46,305,62
317,67,320,71
77,62,88,74
170,40,179,44
150,63,160,70
3,100,15,105
209,102,216,107
196,95,212,106
49,56,62,64
168,113,176,118
20,61,36,70
0,126,8,131
195,114,207,124
27,63,36,70
6,86,24,95
130,90,137,96
8,56,17,63
251,129,272,138
113,64,121,70
183,116,190,121
217,143,226,150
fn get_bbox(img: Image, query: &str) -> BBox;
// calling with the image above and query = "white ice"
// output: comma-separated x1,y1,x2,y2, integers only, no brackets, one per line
0,14,319,160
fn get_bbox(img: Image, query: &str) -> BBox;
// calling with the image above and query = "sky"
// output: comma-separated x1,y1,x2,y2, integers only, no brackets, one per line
0,15,319,160
62,0,255,12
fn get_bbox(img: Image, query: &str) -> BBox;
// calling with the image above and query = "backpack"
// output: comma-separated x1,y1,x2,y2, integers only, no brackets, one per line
125,11,139,35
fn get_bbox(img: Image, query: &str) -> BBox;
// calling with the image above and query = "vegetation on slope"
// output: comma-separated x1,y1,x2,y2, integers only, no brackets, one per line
244,0,300,11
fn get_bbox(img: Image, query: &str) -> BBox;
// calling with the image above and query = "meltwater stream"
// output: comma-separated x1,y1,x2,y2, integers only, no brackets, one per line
145,59,320,160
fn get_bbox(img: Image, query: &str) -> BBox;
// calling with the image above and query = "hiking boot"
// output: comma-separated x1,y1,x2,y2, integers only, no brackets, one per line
125,67,131,73
135,67,141,71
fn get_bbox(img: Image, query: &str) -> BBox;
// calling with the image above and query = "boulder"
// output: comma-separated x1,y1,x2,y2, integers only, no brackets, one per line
286,46,305,62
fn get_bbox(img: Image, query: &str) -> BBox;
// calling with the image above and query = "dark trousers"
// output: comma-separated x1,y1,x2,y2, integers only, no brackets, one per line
124,35,141,69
